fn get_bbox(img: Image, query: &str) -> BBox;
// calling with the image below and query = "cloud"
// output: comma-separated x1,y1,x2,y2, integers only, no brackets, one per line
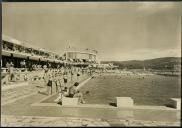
136,2,180,16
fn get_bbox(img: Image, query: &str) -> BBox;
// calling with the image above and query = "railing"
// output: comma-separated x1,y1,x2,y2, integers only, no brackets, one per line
2,49,64,63
66,47,98,55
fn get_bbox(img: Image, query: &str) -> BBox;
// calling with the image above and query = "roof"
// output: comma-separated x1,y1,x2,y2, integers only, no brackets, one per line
2,34,59,55
2,34,22,45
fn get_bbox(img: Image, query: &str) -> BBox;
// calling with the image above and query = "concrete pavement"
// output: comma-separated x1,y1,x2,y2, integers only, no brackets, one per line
1,92,180,126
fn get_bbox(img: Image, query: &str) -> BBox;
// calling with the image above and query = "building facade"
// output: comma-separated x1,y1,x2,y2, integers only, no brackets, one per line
1,35,65,69
1,35,99,69
65,46,98,65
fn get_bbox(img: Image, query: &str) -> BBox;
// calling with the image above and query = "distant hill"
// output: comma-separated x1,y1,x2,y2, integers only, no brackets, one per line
101,57,181,70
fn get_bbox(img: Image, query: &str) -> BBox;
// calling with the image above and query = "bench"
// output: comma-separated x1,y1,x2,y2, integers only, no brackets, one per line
62,96,79,106
116,97,134,108
170,98,181,110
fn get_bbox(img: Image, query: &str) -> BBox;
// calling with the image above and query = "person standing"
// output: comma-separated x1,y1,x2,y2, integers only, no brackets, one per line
24,69,28,81
6,62,10,72
47,74,53,95
9,62,15,81
70,68,74,81
20,60,26,68
43,68,49,82
4,62,10,84
43,65,47,70
63,71,68,89
77,69,81,82
74,90,85,104
55,78,62,93
81,67,84,74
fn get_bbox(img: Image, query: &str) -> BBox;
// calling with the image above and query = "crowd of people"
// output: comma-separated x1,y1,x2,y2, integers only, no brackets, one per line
2,59,96,104
37,66,95,104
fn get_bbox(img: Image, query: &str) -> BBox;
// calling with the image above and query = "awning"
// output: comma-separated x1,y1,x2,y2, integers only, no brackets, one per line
12,52,28,59
47,58,55,63
40,57,48,62
2,50,29,59
29,56,40,61
2,35,22,46
2,50,11,56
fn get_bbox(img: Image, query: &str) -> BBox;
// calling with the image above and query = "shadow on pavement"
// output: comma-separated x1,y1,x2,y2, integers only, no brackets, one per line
109,102,117,107
36,86,44,88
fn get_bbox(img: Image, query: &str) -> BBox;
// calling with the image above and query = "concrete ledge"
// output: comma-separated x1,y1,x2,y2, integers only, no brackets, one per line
170,98,181,110
116,97,134,108
62,96,79,106
76,77,92,90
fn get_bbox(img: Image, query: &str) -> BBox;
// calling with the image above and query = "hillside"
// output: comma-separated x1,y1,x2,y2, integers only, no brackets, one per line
101,57,181,70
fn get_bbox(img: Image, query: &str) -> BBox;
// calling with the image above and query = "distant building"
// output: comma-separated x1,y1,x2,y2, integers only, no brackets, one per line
64,46,98,66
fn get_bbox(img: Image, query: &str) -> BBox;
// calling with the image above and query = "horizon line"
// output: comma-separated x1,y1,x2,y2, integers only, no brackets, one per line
100,56,181,62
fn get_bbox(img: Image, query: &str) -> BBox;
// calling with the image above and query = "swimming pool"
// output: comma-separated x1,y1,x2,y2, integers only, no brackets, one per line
80,74,181,106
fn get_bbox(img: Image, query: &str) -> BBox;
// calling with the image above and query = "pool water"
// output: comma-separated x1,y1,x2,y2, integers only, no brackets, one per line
80,74,181,106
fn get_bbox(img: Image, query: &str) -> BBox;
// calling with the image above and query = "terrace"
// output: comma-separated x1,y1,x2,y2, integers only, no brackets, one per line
2,35,64,64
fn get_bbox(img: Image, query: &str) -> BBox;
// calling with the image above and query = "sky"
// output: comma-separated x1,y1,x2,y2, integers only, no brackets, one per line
2,2,182,61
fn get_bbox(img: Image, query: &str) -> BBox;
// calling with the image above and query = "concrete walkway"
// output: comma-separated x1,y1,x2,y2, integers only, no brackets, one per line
1,93,180,122
2,81,29,91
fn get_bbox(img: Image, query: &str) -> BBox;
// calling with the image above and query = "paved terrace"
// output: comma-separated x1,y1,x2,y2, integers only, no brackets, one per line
1,73,181,127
